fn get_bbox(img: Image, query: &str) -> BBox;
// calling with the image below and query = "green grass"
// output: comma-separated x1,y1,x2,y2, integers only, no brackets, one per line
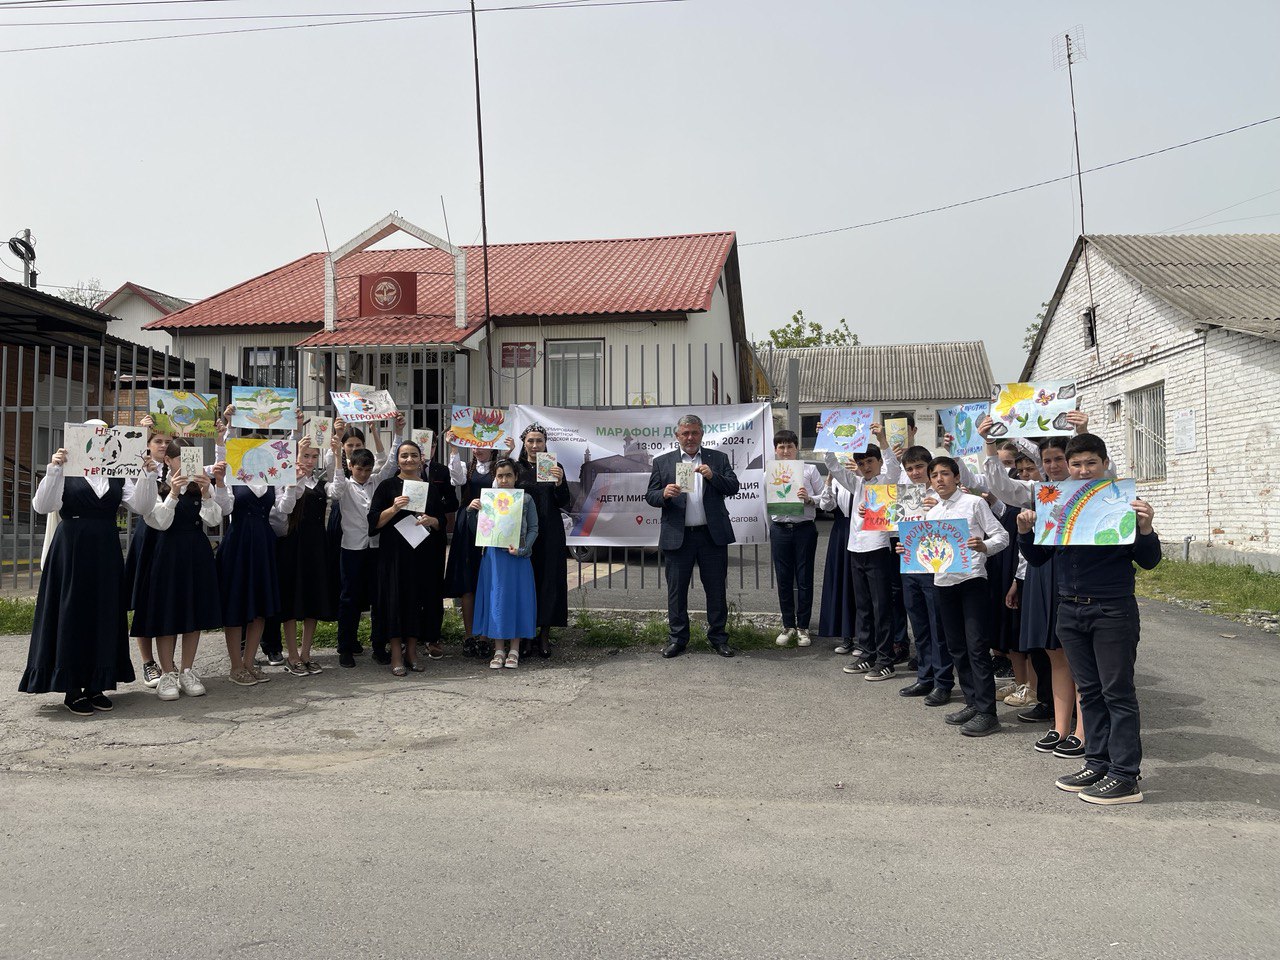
0,598,35,635
570,607,778,650
1136,559,1280,615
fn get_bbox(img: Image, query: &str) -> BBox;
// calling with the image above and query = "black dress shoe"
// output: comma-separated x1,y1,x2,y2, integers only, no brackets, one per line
945,704,979,726
353,642,365,655
661,642,686,659
371,648,391,666
1017,702,1053,724
899,680,934,698
923,687,953,707
709,641,735,658
339,652,356,668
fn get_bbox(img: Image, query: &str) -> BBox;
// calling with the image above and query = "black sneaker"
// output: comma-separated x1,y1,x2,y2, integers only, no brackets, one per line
353,642,365,655
891,645,910,665
923,687,953,707
141,660,162,688
63,694,94,716
1018,702,1053,724
960,712,1000,737
865,665,895,682
87,693,113,711
1079,775,1143,805
1034,730,1063,753
1053,735,1085,759
1055,766,1107,793
339,652,356,668
843,659,873,675
992,655,1013,680
371,648,392,666
264,650,286,667
945,705,978,726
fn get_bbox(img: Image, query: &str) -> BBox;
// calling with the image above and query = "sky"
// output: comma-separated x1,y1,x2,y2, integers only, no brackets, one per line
3,0,1279,379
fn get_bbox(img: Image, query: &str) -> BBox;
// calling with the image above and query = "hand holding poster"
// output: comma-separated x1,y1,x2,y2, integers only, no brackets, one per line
765,460,804,517
939,402,988,457
475,488,524,549
230,386,298,431
987,382,1077,438
227,438,295,486
884,418,909,452
814,408,873,454
149,389,219,438
1033,478,1138,545
331,390,397,423
401,478,428,513
447,406,508,448
63,423,148,479
862,483,899,532
536,452,558,483
898,519,971,574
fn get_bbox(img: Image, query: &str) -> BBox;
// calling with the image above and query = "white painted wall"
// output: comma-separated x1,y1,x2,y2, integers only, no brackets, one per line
99,292,175,352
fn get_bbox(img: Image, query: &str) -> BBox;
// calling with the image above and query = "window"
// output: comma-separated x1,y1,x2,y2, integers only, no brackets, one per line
242,347,297,388
711,372,720,404
545,339,603,408
800,414,820,449
1126,382,1166,481
1082,307,1097,348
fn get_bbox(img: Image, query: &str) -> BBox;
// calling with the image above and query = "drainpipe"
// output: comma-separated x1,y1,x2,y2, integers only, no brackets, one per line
1182,535,1196,563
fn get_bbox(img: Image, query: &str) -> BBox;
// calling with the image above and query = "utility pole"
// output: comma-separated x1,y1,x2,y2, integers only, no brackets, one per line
470,0,496,407
1054,28,1099,360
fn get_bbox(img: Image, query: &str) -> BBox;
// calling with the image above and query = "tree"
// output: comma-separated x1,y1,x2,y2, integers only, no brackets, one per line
1023,301,1049,352
57,278,108,310
760,309,859,349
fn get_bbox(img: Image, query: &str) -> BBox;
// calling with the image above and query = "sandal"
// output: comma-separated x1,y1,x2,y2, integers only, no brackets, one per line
304,660,322,675
409,661,426,672
505,650,520,669
391,665,408,677
489,652,505,670
427,642,444,660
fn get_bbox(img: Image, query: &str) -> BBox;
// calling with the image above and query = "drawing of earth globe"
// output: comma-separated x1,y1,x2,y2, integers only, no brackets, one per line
241,445,278,478
169,405,198,428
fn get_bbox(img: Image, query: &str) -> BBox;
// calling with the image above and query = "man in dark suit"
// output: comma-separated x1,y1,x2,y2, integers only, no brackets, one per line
645,414,740,659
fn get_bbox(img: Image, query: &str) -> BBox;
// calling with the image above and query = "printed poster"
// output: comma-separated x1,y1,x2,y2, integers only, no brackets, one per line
884,417,909,452
1034,478,1138,546
898,519,971,575
63,423,148,479
230,386,298,431
148,389,219,439
987,381,1077,438
939,402,989,457
536,452,558,483
227,438,295,486
447,406,508,449
331,390,397,423
814,408,873,454
765,460,804,517
475,487,524,549
1172,409,1196,454
179,447,205,477
401,478,428,513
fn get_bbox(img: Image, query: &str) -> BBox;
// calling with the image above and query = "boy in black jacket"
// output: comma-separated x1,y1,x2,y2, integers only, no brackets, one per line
1018,433,1161,805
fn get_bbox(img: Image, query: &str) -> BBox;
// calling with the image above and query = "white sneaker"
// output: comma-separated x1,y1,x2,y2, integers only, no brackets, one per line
834,643,853,654
796,629,812,647
775,628,795,647
156,672,181,701
178,669,206,697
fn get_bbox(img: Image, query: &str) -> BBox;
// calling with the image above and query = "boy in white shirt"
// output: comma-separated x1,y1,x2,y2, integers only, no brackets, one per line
768,430,824,647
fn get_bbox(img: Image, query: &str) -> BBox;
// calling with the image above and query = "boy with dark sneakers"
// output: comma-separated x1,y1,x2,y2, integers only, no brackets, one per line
1017,433,1162,805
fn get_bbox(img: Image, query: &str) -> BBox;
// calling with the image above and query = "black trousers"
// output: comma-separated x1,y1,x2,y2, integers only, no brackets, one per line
769,520,818,630
338,547,384,655
1057,597,1143,781
935,577,997,715
887,538,909,650
850,548,895,668
663,525,729,648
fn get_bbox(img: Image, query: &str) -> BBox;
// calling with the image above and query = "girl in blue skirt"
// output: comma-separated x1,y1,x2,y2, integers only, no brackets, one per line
471,458,539,670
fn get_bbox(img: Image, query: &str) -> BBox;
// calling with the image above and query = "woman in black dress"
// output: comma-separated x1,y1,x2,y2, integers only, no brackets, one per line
515,424,570,658
816,474,857,651
215,474,283,688
367,440,457,676
21,439,159,715
275,439,337,676
130,440,225,702
445,445,496,657
124,414,177,688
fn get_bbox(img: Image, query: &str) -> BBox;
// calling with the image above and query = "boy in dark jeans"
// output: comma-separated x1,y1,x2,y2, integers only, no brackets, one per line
1018,433,1161,805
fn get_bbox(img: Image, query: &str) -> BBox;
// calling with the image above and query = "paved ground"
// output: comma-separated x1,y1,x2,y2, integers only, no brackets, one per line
2,596,1278,959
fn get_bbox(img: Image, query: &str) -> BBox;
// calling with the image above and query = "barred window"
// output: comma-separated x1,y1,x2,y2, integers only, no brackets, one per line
1126,382,1166,481
545,339,603,408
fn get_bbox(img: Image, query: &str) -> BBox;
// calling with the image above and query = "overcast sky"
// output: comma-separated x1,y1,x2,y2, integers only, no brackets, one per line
4,0,1279,378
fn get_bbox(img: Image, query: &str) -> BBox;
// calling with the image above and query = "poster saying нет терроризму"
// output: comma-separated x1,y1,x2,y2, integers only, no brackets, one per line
63,423,148,479
507,403,774,547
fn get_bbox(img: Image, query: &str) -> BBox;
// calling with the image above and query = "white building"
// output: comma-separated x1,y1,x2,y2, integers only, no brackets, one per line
1023,233,1280,570
96,281,191,352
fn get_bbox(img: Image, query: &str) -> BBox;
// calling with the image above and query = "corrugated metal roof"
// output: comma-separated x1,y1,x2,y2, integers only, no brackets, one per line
146,233,736,338
1089,234,1280,340
759,342,993,404
97,281,192,316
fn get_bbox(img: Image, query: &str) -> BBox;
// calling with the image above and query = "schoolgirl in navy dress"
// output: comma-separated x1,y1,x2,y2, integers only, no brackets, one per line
470,458,539,670
367,440,457,676
816,473,857,652
446,444,497,657
130,440,224,702
275,439,337,676
514,425,570,658
21,429,158,715
124,414,176,689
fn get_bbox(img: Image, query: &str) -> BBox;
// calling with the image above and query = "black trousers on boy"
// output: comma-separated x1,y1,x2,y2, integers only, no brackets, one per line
769,520,818,630
850,548,895,669
935,577,997,715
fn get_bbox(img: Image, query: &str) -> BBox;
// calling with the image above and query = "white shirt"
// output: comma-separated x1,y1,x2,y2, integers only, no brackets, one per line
815,477,853,516
824,446,903,553
33,463,158,517
147,482,223,531
925,489,1008,587
329,470,382,551
681,449,707,528
770,461,824,524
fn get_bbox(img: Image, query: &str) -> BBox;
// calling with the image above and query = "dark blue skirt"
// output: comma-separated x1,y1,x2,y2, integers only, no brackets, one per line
817,512,855,640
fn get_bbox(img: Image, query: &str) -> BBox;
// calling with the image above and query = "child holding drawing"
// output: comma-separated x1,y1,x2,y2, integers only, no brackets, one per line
274,438,336,676
125,414,178,689
470,457,539,669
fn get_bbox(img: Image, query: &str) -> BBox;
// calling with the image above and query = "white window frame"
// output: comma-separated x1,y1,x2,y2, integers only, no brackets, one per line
545,339,603,408
1126,381,1166,481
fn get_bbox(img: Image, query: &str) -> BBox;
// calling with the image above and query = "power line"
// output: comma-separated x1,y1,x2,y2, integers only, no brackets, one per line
1156,185,1280,233
740,113,1280,247
0,0,599,18
1163,210,1280,233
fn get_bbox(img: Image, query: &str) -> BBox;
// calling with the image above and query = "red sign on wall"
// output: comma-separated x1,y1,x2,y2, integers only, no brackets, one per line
358,272,417,316
502,342,537,368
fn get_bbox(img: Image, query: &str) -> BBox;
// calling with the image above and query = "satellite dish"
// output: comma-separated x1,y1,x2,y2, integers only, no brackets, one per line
8,237,35,264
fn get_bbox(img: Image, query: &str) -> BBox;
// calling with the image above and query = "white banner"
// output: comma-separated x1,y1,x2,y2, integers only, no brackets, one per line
508,404,774,546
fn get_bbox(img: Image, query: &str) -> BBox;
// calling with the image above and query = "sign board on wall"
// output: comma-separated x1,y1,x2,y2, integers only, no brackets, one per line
358,272,418,316
501,342,537,368
1172,408,1196,454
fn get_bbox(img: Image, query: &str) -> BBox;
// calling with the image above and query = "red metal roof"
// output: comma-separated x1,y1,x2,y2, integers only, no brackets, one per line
147,233,736,345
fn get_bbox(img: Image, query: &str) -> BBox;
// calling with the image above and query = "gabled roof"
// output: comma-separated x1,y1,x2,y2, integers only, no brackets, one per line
98,281,192,316
1023,233,1280,377
146,233,737,341
760,342,993,404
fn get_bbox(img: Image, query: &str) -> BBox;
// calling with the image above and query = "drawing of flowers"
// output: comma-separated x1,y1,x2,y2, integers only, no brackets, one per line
477,514,495,537
494,491,514,515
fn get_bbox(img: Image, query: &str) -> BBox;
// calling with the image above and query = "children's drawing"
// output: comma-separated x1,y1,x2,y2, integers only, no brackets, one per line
1033,478,1137,546
814,408,873,453
885,418,909,452
987,381,1077,438
862,483,899,531
148,389,219,438
898,519,972,575
348,382,377,396
939,402,988,457
63,423,148,479
331,390,397,423
411,429,434,456
446,406,507,448
226,438,295,486
230,386,297,431
401,478,428,513
765,460,804,517
303,416,332,450
179,447,205,477
898,483,929,522
675,461,696,493
475,488,525,549
536,452,558,483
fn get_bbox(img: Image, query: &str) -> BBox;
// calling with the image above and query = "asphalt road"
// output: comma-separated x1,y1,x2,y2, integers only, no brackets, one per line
2,599,1278,959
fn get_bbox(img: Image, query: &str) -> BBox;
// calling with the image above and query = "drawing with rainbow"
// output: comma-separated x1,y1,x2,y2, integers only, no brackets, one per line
1033,478,1138,546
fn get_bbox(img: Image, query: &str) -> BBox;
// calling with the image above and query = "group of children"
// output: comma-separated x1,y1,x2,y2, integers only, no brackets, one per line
768,413,1162,806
